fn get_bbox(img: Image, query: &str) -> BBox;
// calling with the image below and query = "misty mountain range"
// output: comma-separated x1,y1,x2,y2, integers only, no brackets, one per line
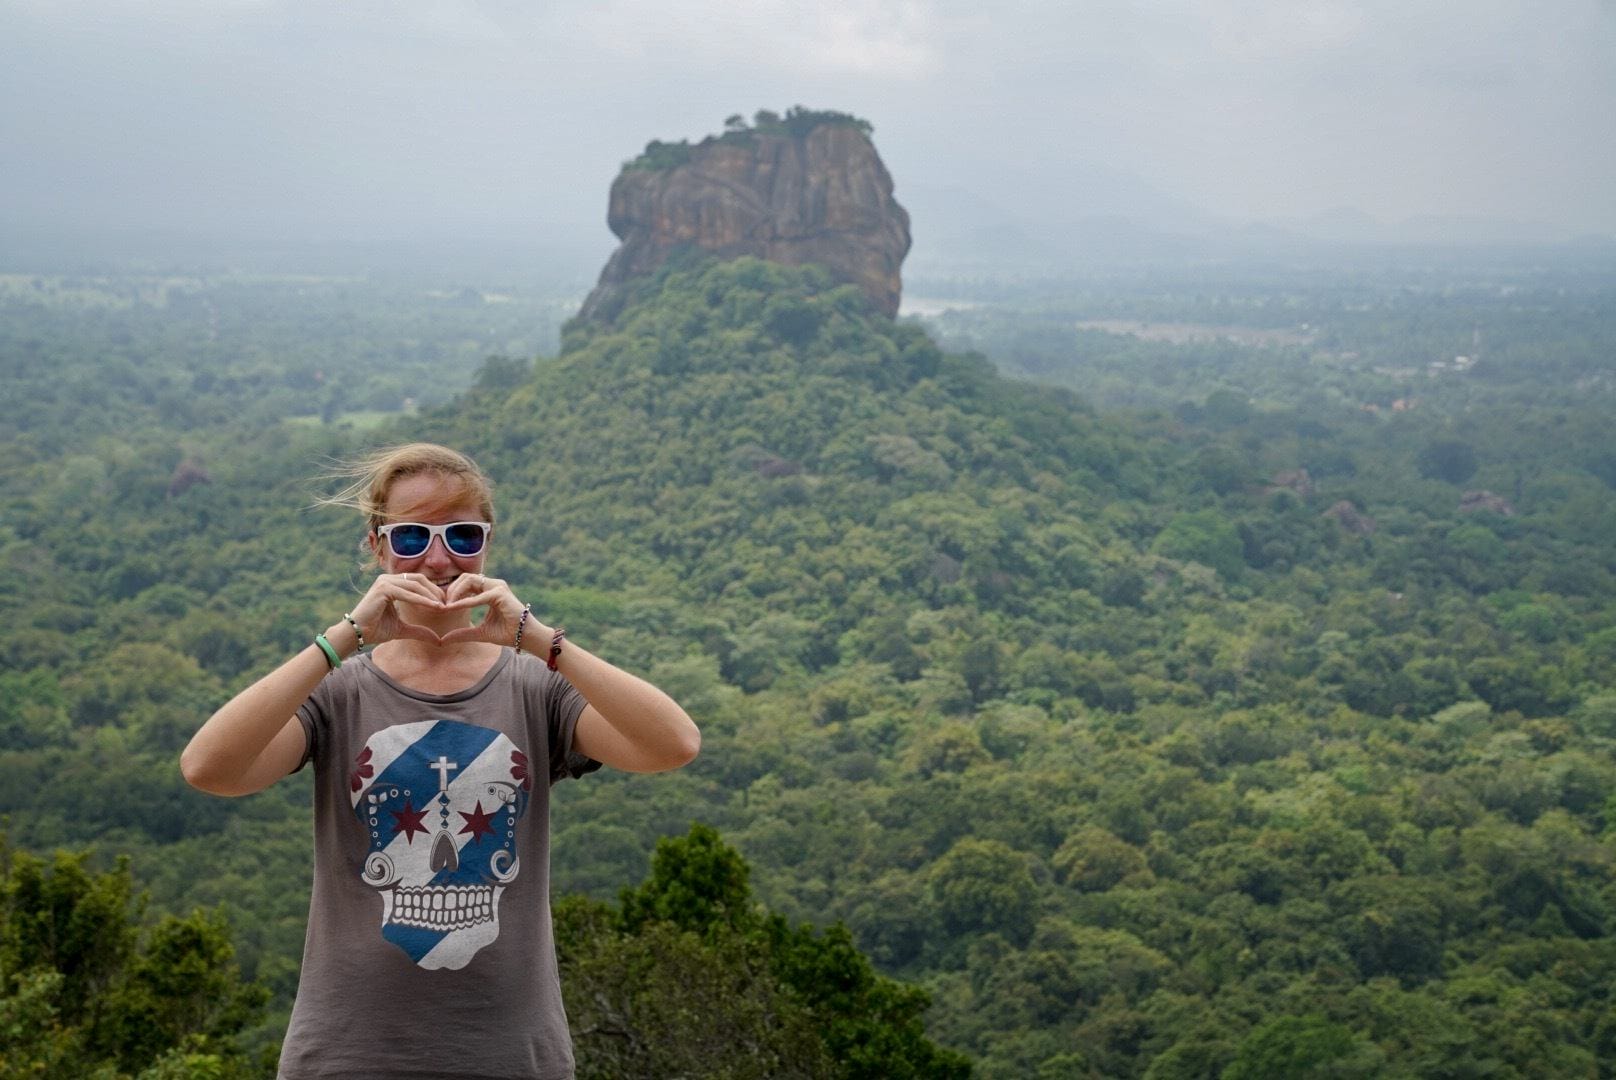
3,162,1608,287
897,176,1611,279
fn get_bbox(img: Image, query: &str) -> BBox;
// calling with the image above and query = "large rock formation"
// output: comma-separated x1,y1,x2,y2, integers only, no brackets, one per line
577,112,911,322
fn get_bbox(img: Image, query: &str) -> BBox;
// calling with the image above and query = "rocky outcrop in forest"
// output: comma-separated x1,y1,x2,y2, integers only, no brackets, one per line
577,109,911,322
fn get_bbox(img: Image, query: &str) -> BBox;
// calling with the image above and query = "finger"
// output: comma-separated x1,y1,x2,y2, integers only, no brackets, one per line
408,573,453,600
437,624,490,646
444,573,494,604
386,579,449,606
441,581,514,611
441,590,502,612
393,622,445,646
389,573,450,600
355,577,404,612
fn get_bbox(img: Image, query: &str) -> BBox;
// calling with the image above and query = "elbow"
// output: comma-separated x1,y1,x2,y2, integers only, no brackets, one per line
179,743,235,796
647,704,700,771
671,721,701,768
179,745,217,793
647,715,700,772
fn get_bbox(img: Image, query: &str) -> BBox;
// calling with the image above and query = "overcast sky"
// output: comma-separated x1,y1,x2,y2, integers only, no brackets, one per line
3,0,1613,270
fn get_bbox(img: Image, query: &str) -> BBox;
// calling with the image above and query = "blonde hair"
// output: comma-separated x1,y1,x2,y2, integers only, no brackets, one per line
321,443,496,532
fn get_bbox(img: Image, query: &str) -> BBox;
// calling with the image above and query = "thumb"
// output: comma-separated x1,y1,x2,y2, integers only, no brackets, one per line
437,624,487,646
393,623,445,646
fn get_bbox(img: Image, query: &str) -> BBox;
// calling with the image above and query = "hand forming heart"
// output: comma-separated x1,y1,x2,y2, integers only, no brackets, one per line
347,572,547,650
439,572,539,647
346,572,450,646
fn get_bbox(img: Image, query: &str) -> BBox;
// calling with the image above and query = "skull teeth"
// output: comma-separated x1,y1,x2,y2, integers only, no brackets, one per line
388,885,496,930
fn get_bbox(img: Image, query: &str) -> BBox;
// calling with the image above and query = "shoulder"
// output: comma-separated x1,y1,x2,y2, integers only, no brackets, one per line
507,647,561,686
507,650,586,722
307,653,378,713
334,651,381,690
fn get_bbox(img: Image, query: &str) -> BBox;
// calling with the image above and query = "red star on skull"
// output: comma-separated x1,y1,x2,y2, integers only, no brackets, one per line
457,801,498,844
389,799,430,844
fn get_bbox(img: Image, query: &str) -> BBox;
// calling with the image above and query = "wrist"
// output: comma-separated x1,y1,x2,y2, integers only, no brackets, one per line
325,620,362,659
513,613,560,659
541,626,567,671
515,609,552,655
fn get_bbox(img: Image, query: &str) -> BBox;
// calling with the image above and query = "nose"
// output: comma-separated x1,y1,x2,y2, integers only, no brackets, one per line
420,535,457,566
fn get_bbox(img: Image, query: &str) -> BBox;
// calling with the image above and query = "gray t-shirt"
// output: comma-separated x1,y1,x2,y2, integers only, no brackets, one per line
279,648,596,1080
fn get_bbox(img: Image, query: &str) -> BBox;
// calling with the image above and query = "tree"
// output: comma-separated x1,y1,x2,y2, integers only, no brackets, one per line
1151,511,1245,580
927,838,1037,944
565,825,971,1079
1202,389,1254,429
1416,440,1478,484
1052,826,1150,893
1192,445,1249,494
558,897,830,1080
0,844,268,1079
1222,1014,1382,1079
619,822,753,935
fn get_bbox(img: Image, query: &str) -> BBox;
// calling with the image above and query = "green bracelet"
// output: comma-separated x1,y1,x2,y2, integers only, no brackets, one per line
315,633,342,670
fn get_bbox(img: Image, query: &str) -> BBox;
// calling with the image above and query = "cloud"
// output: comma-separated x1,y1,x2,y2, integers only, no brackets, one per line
546,0,939,77
1,0,1612,243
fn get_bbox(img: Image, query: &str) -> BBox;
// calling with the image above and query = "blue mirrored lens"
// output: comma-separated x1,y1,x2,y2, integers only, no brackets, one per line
389,525,431,557
445,524,485,555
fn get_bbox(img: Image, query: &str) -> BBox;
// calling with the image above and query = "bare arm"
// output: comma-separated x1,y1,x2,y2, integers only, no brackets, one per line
181,572,449,796
438,577,700,773
549,638,701,773
180,630,344,796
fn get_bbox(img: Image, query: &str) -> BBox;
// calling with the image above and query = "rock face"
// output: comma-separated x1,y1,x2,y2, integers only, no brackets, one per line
1459,490,1515,516
577,119,911,322
1267,469,1314,498
1324,500,1377,536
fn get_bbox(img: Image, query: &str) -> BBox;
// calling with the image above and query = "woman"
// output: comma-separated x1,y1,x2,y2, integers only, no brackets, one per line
181,443,699,1080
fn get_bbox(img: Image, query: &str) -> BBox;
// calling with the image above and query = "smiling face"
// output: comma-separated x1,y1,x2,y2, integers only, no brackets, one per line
370,471,491,592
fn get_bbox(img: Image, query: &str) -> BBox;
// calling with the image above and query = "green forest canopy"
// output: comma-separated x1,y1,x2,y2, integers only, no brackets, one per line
1,250,1615,1077
626,107,876,171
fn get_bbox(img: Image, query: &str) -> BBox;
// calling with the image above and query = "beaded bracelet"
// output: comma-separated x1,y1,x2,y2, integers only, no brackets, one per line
547,627,566,672
343,612,366,652
514,604,531,653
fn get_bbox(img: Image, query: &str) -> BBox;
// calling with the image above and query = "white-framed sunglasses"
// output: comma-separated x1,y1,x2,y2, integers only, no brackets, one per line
375,521,490,559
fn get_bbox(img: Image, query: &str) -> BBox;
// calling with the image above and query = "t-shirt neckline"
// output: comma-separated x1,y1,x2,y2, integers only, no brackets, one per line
355,647,512,704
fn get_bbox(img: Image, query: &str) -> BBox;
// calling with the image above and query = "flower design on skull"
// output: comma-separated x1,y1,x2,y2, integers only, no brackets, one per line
350,719,530,970
349,746,374,793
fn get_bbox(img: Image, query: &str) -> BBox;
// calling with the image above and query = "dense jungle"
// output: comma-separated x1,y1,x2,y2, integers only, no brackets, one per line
2,246,1615,1078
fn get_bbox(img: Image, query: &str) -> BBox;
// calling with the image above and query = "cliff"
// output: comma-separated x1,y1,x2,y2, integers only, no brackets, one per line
576,111,911,322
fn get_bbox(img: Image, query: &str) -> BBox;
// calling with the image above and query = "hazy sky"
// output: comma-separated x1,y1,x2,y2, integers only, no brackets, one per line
4,0,1614,266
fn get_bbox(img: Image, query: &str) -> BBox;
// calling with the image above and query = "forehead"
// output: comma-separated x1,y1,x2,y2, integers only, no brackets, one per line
382,472,484,524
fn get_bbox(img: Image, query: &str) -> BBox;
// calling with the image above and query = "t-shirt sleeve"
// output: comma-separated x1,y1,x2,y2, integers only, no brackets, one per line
293,676,332,774
542,668,600,784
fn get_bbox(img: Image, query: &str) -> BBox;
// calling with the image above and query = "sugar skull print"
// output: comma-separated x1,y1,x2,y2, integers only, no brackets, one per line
350,719,531,970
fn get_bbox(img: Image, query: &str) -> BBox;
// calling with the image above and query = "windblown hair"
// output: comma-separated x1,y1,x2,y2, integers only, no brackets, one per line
319,443,496,532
